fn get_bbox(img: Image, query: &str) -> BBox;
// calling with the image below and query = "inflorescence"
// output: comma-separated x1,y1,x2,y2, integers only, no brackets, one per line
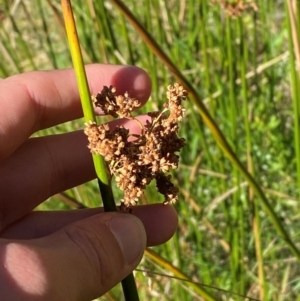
211,0,258,17
84,83,187,207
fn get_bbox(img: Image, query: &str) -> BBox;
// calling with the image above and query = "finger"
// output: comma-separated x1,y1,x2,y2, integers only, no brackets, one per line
131,204,178,246
0,213,146,300
0,64,151,160
1,204,178,246
0,116,149,231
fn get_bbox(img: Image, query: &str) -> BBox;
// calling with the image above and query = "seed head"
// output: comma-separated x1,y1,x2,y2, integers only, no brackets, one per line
84,83,187,206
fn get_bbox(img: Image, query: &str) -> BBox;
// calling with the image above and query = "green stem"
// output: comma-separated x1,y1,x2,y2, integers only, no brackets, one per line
121,274,140,301
61,1,139,299
61,0,113,206
286,0,300,198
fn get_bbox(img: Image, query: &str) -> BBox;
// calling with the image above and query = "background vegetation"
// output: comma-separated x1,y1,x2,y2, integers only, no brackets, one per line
0,0,300,300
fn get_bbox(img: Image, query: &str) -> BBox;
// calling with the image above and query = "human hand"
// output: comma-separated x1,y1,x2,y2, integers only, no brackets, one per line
0,65,178,300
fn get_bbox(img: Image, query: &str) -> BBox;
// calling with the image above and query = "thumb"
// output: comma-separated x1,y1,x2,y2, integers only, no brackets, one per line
1,213,146,301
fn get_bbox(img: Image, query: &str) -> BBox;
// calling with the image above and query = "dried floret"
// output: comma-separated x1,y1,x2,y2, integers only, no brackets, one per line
84,83,187,206
210,0,258,17
92,85,140,118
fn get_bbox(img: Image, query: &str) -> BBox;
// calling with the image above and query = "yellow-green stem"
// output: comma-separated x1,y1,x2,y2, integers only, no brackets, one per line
61,0,111,193
145,249,217,301
61,1,139,300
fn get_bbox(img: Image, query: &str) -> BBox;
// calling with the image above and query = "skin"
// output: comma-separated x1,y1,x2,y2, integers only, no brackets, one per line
0,64,178,301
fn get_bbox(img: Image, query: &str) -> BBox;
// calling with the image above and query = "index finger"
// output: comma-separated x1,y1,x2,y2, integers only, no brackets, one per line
0,64,151,160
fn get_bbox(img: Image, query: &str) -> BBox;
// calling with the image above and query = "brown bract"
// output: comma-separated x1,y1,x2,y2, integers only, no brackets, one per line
84,83,187,207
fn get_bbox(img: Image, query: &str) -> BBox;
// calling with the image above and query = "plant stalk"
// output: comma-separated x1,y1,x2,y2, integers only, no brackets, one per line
61,1,139,299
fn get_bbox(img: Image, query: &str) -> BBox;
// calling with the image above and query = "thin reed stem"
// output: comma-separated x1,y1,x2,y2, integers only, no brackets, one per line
286,0,300,198
61,1,139,299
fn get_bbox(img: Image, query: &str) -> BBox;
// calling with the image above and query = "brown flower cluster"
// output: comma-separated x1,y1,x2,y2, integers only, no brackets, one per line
211,0,258,17
84,83,187,207
91,86,140,118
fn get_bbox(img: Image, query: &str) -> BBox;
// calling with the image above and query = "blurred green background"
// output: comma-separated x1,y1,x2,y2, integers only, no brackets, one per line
1,1,300,300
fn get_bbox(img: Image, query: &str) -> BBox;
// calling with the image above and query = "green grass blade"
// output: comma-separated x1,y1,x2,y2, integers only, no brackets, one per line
145,249,218,301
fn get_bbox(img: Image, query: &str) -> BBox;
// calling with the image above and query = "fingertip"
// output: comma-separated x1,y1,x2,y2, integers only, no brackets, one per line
131,204,178,246
107,214,146,265
121,66,152,103
87,64,152,105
